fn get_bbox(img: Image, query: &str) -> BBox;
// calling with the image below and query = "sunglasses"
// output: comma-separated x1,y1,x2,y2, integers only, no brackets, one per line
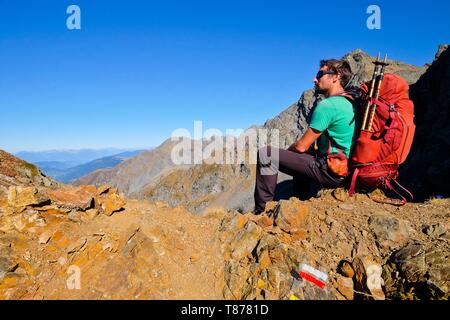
315,70,336,79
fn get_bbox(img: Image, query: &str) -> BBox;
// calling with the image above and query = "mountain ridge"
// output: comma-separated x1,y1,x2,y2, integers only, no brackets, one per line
15,148,144,165
37,150,146,183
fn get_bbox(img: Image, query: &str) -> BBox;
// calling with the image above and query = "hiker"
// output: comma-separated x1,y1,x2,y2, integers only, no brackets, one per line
254,59,357,213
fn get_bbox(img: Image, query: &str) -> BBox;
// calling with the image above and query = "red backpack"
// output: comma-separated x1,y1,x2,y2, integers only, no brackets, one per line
348,73,416,204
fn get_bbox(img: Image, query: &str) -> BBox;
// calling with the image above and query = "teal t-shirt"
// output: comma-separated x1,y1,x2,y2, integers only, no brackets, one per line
309,96,357,158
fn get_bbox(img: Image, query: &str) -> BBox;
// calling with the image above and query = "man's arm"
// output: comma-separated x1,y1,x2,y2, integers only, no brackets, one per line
288,128,322,153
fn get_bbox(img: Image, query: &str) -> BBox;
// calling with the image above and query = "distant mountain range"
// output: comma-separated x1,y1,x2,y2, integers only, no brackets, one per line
15,149,148,183
15,148,136,165
74,141,187,193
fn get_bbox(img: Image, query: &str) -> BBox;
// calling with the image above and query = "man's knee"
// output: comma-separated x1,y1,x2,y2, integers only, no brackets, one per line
258,146,278,165
258,146,280,176
258,146,273,166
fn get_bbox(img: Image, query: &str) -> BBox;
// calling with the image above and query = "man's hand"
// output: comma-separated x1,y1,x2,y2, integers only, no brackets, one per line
288,143,302,153
289,128,322,154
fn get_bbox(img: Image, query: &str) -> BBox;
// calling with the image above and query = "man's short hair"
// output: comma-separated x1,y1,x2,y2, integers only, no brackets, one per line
320,59,353,88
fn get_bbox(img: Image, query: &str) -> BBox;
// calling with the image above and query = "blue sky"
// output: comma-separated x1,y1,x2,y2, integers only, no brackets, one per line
0,0,449,152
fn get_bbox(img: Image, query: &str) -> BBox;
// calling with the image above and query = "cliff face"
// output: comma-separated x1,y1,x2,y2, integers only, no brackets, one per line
402,45,450,199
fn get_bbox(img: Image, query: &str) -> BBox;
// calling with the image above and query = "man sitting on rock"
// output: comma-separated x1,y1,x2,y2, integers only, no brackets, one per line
254,59,357,213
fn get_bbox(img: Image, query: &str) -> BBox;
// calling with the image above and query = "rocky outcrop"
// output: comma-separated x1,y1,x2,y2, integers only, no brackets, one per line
0,150,55,194
368,214,413,250
136,162,256,213
218,192,449,300
7,186,50,208
401,44,450,200
383,242,449,299
46,186,97,211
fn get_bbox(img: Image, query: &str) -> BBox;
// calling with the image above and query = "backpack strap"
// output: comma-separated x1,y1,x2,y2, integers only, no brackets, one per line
366,176,413,206
339,87,363,102
369,97,389,109
325,132,346,157
349,168,360,197
389,178,414,203
369,97,398,120
382,180,408,205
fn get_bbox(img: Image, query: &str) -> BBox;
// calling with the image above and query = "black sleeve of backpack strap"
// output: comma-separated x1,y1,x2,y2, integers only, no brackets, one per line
341,86,364,102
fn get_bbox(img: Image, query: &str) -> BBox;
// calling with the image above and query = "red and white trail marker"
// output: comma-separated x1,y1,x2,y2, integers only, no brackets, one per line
298,264,328,289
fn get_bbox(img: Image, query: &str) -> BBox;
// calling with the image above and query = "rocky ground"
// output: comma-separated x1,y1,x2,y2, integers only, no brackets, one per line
220,191,449,300
0,184,225,299
1,182,448,300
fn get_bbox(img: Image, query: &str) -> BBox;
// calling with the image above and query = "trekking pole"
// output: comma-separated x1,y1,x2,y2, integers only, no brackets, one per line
361,53,381,130
366,54,389,131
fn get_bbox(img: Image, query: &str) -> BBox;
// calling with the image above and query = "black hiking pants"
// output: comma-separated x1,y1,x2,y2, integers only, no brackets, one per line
254,146,345,213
